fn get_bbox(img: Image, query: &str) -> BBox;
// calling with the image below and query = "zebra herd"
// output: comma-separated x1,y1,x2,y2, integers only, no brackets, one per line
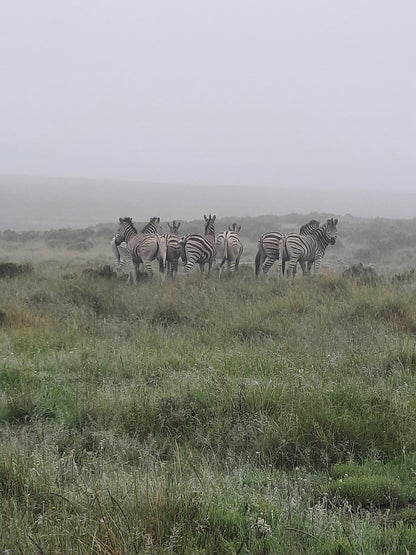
112,215,338,282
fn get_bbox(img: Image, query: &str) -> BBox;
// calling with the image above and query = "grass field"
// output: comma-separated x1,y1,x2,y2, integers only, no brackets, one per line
1,215,416,553
1,253,416,553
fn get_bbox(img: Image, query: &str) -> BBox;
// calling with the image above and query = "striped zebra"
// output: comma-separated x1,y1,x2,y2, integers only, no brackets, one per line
179,214,216,277
215,223,243,276
114,217,165,282
255,219,320,277
164,221,181,280
280,218,338,280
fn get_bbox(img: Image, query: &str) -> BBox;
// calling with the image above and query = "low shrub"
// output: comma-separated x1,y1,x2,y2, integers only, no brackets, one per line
327,460,416,509
0,262,33,278
82,265,116,279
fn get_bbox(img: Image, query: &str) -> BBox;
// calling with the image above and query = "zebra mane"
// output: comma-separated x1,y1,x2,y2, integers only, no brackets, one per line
299,220,320,234
141,217,160,233
119,217,138,234
203,214,216,236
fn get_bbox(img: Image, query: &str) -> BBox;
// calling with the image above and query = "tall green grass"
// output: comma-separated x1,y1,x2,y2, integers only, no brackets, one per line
1,266,416,552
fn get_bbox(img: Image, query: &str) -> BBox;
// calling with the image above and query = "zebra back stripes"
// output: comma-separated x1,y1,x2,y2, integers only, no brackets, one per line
180,214,216,277
280,218,338,279
255,219,320,277
216,223,243,276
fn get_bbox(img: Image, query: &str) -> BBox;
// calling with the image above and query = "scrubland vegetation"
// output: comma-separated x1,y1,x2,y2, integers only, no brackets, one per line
1,216,416,553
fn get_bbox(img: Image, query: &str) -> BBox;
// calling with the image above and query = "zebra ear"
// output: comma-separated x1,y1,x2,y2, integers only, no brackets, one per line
228,226,232,231
237,225,241,232
212,215,216,221
204,215,208,221
119,218,123,223
333,218,338,225
177,222,181,229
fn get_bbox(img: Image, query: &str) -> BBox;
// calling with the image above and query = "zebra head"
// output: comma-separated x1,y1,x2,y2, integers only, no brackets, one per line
116,217,137,245
228,223,241,233
203,214,216,237
168,221,181,235
325,218,338,245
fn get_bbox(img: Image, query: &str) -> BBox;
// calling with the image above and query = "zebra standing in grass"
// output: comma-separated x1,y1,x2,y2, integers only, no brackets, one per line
280,218,338,280
164,221,181,279
215,223,243,276
255,220,320,277
114,217,165,282
179,215,216,277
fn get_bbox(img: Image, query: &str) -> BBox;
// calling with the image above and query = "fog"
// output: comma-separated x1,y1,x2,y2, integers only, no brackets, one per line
1,1,415,225
1,175,416,231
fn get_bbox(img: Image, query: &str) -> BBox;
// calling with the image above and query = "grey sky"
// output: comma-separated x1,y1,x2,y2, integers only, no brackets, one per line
1,1,415,193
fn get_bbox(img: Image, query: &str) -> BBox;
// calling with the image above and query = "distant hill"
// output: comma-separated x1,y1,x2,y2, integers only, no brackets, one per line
1,174,415,230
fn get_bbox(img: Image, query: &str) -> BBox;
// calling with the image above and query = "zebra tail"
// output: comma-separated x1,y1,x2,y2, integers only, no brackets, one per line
221,232,228,267
255,240,264,276
158,242,167,274
178,239,187,264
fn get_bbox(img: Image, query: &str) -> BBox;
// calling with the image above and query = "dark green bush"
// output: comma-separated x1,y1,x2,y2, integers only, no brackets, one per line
0,262,33,278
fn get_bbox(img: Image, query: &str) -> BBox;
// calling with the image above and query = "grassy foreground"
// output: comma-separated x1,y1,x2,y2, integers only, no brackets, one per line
1,265,416,553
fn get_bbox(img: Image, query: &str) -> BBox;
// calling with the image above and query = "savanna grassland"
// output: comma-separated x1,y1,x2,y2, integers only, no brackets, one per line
1,216,416,554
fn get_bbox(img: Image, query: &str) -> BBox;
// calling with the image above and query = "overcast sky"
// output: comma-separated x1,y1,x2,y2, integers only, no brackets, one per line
1,1,415,193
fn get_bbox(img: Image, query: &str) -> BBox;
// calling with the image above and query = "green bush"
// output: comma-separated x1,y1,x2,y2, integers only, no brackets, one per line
0,261,33,278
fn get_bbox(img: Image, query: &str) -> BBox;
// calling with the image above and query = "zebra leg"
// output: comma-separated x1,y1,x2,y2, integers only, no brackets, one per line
129,261,139,284
172,257,179,280
286,259,298,281
183,258,196,278
142,261,154,279
313,256,322,273
262,256,278,276
158,257,166,280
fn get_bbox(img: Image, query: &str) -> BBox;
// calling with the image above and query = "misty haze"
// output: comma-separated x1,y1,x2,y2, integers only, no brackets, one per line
1,1,415,230
1,174,416,231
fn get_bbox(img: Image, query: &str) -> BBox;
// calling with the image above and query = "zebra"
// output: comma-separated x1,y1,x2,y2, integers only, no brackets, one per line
179,214,216,278
279,218,338,280
164,221,181,279
114,217,165,282
215,223,243,276
255,219,320,277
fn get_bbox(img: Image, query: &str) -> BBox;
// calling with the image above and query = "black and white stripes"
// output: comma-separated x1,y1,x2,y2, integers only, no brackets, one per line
216,223,243,275
280,218,338,279
111,215,339,282
114,217,163,281
179,215,216,278
255,220,320,277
